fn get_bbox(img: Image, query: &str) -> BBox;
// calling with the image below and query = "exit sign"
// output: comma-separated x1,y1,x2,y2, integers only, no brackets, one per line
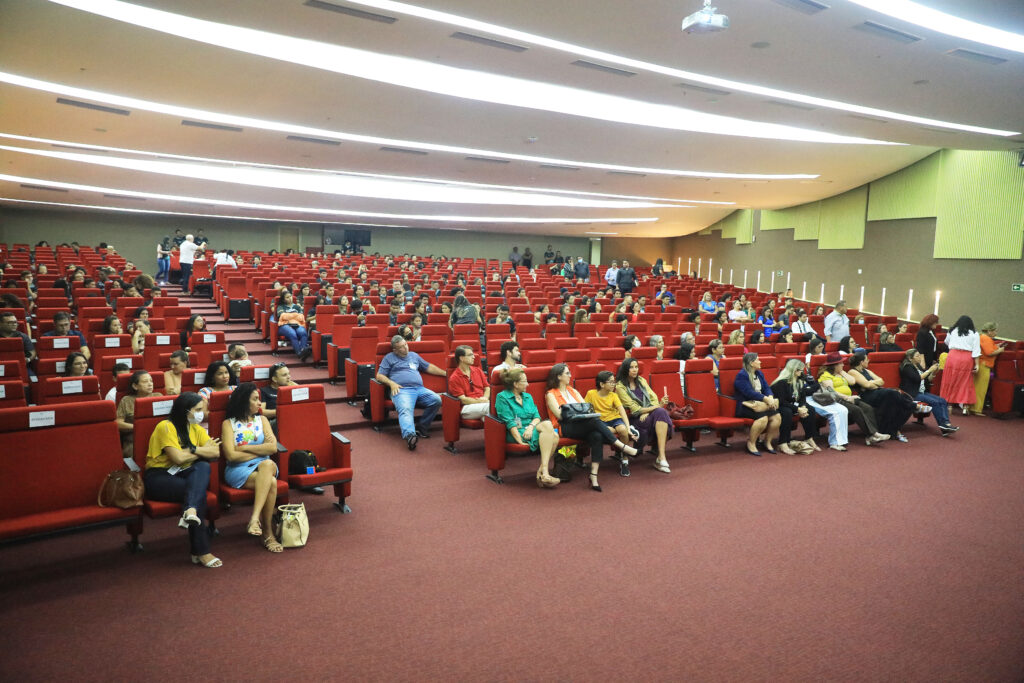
1013,283,1024,292
776,270,784,277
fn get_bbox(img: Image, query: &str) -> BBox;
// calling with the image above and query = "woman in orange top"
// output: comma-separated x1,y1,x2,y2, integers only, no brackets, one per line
972,322,1005,415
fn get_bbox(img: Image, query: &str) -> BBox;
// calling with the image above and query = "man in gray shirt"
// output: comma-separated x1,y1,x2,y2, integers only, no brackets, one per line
823,299,850,342
376,335,446,450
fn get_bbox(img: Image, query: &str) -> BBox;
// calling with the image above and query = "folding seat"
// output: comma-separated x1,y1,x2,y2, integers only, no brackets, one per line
595,346,626,372
35,335,83,362
760,356,780,384
520,337,547,352
599,322,624,338
0,379,26,408
143,331,180,369
482,366,581,484
115,297,146,324
546,322,570,338
561,348,591,371
748,343,773,355
522,348,556,367
132,395,220,531
517,323,542,339
188,330,228,369
237,364,274,389
548,336,579,353
40,375,101,404
369,340,448,432
657,358,745,448
990,351,1023,415
573,322,597,338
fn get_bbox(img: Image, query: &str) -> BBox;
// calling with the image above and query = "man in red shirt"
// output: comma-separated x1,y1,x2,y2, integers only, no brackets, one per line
448,345,490,420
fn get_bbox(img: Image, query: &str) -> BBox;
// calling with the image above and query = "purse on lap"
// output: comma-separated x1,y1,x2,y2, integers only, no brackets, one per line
560,402,600,422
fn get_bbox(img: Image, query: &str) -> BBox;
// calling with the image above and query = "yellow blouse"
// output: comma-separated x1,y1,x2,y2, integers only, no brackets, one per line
146,420,211,470
819,370,852,396
584,389,623,423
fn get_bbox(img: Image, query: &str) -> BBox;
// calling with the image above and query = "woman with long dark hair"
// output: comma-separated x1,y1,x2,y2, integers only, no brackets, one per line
940,315,981,414
116,370,160,458
222,383,282,552
198,360,237,402
144,392,222,567
899,349,957,435
156,236,171,285
848,353,914,442
615,358,673,472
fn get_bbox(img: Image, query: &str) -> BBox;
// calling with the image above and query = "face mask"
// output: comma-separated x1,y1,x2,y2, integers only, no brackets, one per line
632,338,641,349
188,411,204,424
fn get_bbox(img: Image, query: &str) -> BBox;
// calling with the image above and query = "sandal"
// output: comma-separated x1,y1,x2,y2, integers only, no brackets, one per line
246,519,262,537
263,536,284,553
536,470,560,488
191,554,223,568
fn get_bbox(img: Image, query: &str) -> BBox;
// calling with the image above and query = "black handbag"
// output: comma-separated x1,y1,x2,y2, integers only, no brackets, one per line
560,402,600,422
288,450,324,476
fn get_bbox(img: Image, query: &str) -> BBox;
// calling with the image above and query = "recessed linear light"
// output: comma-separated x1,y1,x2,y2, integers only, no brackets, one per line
0,173,659,224
46,0,894,144
0,132,727,205
331,0,1019,136
0,72,819,180
0,144,678,208
847,0,1024,55
770,0,830,15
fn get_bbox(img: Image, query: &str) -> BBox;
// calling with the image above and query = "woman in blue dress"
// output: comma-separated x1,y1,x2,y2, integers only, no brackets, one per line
221,383,282,552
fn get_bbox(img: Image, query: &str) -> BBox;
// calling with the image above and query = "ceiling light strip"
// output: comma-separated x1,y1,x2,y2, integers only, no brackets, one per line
0,173,657,224
0,71,817,180
44,0,893,144
334,0,1019,136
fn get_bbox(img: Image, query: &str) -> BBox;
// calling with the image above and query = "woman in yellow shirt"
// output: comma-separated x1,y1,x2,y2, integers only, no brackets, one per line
817,352,890,447
145,392,223,568
585,371,636,478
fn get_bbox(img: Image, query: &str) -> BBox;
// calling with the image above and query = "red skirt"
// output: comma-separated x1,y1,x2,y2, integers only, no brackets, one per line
940,349,977,404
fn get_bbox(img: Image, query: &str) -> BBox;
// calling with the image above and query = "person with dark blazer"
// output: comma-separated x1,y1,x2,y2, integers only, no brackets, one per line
733,352,782,456
615,260,637,294
915,314,946,366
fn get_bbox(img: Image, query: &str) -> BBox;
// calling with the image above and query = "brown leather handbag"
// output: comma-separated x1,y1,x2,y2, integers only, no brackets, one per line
98,470,144,509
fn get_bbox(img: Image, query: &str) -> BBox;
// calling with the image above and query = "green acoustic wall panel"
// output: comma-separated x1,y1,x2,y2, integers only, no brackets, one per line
792,201,821,240
761,205,798,231
867,152,939,221
818,186,867,249
720,212,736,239
732,209,755,244
934,150,1024,259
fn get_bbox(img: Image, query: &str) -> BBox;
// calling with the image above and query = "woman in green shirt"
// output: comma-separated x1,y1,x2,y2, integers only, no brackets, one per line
495,368,561,489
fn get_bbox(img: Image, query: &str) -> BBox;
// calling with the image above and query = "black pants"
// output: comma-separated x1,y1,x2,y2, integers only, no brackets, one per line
558,417,618,463
778,404,818,443
179,262,193,292
144,462,211,556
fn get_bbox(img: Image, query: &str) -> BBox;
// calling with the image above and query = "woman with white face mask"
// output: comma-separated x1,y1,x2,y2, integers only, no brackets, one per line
145,392,223,568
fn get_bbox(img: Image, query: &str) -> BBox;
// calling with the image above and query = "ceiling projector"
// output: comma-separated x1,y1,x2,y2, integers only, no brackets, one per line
682,1,729,34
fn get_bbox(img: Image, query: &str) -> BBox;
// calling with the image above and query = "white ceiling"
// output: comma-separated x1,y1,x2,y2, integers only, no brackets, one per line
1,0,1022,238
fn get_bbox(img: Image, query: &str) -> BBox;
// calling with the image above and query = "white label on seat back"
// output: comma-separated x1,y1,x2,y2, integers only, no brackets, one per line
30,411,55,428
254,366,270,379
117,357,133,368
292,387,309,402
153,399,173,416
56,361,66,373
62,379,83,394
0,385,5,398
204,334,216,343
0,366,5,376
195,372,206,384
53,337,70,349
105,337,121,347
156,335,171,345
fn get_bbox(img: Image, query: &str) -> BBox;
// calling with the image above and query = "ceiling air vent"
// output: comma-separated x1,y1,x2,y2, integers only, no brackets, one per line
56,97,130,116
51,144,109,153
947,48,1007,65
103,193,146,200
770,0,830,15
676,82,731,96
538,163,580,171
303,0,397,23
287,135,341,146
182,120,243,132
450,32,527,52
608,170,647,177
853,21,922,44
765,99,816,111
379,146,427,155
464,156,511,164
846,114,887,123
570,60,637,77
20,184,68,192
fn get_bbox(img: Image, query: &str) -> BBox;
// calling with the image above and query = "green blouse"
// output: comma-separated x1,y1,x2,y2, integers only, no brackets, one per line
494,389,541,448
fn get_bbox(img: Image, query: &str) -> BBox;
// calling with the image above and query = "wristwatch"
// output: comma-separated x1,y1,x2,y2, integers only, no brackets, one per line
189,445,197,454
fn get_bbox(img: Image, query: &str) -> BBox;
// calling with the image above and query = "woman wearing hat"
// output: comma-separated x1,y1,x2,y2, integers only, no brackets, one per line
817,352,891,447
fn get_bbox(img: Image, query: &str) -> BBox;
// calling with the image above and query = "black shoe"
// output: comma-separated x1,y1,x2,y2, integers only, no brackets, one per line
304,486,325,495
619,459,631,477
406,434,418,451
415,428,430,439
298,346,313,361
589,474,602,492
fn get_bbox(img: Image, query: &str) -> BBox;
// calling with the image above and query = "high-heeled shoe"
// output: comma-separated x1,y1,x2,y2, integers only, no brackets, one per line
536,470,560,488
745,443,762,457
589,473,602,492
614,440,638,457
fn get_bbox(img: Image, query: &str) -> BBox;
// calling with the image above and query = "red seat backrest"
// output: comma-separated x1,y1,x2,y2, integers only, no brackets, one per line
0,379,26,408
277,384,333,457
132,395,178,467
35,336,82,360
41,376,100,404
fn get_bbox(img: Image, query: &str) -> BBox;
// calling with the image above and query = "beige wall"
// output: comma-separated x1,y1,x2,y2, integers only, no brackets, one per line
603,236,674,269
672,217,1024,340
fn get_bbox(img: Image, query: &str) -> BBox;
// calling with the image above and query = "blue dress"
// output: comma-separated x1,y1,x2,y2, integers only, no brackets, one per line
224,416,277,488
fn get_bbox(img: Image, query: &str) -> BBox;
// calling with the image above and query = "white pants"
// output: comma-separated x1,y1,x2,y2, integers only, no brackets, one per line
806,397,848,447
460,402,490,420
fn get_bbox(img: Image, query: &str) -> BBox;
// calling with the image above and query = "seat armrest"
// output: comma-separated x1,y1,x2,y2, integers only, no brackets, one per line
330,431,352,470
441,392,462,443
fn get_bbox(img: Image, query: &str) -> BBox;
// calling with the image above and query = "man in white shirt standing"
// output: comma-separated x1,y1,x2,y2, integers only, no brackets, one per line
178,234,201,295
823,299,850,342
604,260,620,288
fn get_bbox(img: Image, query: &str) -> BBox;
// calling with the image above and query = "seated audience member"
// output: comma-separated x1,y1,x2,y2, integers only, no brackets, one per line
45,311,91,361
727,300,749,323
493,340,525,373
488,305,516,337
102,314,124,336
837,335,859,356
495,368,561,488
805,337,825,364
222,383,282,553
408,312,425,341
131,319,150,354
973,322,1005,416
726,329,745,346
144,392,222,568
584,370,636,478
712,310,729,337
733,353,782,456
899,349,958,435
876,331,903,352
179,314,207,351
770,360,821,454
198,361,237,402
615,359,672,473
274,290,312,360
939,315,982,415
648,334,666,360
259,362,296,424
116,370,160,458
847,353,914,442
817,352,890,446
791,309,818,341
706,339,725,386
758,306,779,338
163,349,189,396
795,359,852,452
105,361,131,402
449,294,481,329
62,351,90,377
376,335,446,450
747,329,766,346
622,335,641,358
448,345,490,420
227,343,253,372
915,314,946,367
698,292,717,314
775,327,795,345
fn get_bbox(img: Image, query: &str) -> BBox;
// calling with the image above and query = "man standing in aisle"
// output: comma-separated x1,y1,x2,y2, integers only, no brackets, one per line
178,233,201,295
605,260,620,288
376,335,446,450
823,299,850,343
509,246,523,268
616,260,637,294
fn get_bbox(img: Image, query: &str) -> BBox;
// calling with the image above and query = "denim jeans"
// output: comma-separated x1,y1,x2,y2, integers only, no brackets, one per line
144,461,211,556
913,391,951,426
806,397,848,446
391,385,441,438
279,324,309,355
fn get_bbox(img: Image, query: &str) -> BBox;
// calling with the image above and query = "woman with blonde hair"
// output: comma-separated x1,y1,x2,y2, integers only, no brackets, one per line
770,359,822,454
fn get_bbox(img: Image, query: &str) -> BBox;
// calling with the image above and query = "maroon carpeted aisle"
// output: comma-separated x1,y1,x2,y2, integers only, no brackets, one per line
2,288,1022,682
